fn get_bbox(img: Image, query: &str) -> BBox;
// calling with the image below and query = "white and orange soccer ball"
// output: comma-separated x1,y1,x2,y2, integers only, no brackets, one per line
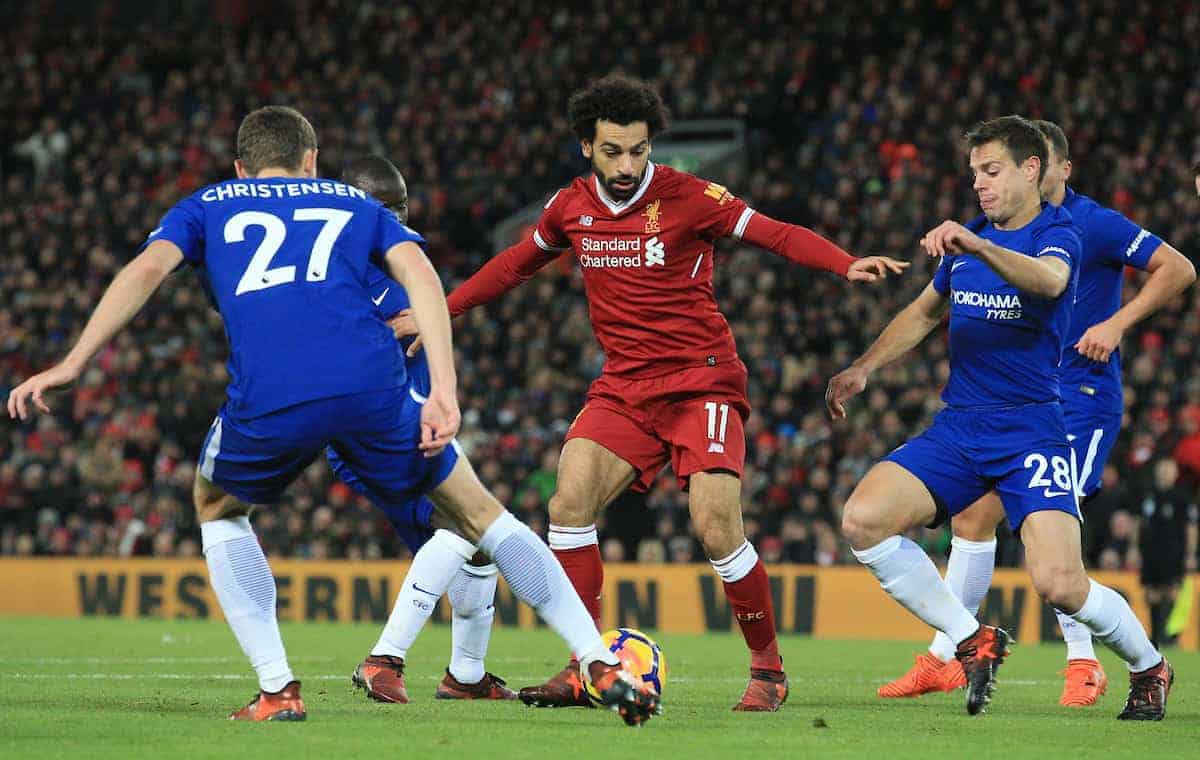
584,627,667,705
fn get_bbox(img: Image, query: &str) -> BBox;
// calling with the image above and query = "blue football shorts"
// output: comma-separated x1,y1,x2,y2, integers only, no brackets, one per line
884,402,1080,531
197,385,458,509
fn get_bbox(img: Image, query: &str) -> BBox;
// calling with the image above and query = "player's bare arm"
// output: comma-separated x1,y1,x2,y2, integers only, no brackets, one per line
383,240,460,454
7,239,183,420
921,220,1070,298
1076,242,1196,362
826,282,948,419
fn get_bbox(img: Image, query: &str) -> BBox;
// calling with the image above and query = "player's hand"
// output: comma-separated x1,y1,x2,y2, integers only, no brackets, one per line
386,309,419,341
1075,318,1123,363
7,362,81,421
825,364,869,420
920,220,984,258
419,386,461,457
847,256,909,283
405,334,424,358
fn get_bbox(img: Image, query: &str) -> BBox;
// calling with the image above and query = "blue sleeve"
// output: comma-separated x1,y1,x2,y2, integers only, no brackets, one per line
364,265,411,318
932,256,952,295
1032,224,1081,271
1087,207,1162,271
141,195,205,263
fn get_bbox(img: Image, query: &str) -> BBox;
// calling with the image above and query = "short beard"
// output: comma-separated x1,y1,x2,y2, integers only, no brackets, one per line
594,165,643,202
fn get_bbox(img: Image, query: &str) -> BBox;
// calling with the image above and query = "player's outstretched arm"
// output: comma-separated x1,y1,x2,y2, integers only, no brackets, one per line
921,220,1069,298
445,237,562,317
7,240,182,420
739,212,909,281
1076,243,1196,362
384,241,459,455
825,282,947,419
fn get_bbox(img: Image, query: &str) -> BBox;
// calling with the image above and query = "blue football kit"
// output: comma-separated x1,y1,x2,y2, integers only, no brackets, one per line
1056,188,1161,498
885,204,1083,530
325,266,441,552
146,177,458,508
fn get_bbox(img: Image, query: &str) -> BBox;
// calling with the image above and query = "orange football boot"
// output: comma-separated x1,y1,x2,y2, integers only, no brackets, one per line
1059,658,1107,707
229,681,306,722
435,670,518,700
878,653,965,698
352,654,409,703
585,661,661,727
955,624,1011,716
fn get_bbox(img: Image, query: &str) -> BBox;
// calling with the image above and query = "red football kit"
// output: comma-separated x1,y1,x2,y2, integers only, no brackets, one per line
447,162,854,490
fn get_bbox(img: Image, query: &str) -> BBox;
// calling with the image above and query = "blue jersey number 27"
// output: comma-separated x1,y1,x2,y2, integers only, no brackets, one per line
225,208,354,296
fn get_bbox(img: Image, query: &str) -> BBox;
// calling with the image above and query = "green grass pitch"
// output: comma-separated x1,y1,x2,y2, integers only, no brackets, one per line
0,617,1194,758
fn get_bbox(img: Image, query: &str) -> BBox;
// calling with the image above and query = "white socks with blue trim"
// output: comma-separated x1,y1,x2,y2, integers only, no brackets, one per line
447,562,499,684
201,516,294,693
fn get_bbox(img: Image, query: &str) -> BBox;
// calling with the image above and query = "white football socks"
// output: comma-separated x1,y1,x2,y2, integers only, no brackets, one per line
928,537,997,662
201,516,294,693
478,512,617,669
447,563,499,685
372,529,475,659
1056,608,1098,661
853,536,980,646
1067,579,1161,672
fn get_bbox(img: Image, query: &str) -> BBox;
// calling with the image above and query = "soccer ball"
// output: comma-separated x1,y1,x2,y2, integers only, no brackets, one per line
584,627,667,705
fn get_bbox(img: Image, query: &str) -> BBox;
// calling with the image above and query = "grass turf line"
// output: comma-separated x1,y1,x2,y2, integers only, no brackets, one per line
0,617,1192,759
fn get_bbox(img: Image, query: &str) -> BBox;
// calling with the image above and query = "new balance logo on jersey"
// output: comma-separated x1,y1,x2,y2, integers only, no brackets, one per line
580,215,594,226
645,236,665,266
707,441,725,454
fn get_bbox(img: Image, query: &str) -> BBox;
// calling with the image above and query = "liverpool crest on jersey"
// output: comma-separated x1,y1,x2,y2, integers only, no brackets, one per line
643,199,662,233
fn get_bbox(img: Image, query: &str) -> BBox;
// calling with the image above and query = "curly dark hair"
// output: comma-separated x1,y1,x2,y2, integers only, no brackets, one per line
964,115,1048,183
567,75,670,141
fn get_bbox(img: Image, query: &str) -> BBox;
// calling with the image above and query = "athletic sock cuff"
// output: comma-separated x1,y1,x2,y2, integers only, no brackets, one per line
460,562,498,578
851,535,902,565
200,515,253,553
433,529,477,561
477,512,523,556
950,536,997,553
711,540,759,583
548,524,599,550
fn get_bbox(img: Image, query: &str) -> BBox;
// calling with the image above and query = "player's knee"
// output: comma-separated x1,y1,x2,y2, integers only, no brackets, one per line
1030,564,1089,610
840,499,889,551
698,520,743,560
547,491,596,527
192,475,249,523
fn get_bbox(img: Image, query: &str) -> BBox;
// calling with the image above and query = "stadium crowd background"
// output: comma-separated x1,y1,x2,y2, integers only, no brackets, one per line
2,0,1199,577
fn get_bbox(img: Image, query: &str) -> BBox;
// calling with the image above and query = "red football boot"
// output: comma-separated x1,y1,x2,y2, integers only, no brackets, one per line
517,659,592,708
732,668,789,712
955,625,1011,716
352,654,409,703
229,681,306,722
1117,658,1173,721
436,670,518,700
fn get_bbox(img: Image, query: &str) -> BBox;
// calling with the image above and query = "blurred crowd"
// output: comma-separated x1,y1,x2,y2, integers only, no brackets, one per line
3,0,1200,580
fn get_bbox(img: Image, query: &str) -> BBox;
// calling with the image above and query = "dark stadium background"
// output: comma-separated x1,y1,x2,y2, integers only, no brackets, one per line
2,0,1198,587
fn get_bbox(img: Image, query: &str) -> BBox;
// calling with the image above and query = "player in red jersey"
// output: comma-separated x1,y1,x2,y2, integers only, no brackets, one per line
429,76,906,711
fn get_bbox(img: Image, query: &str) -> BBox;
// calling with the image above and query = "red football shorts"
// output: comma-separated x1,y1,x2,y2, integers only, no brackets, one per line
565,361,750,491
